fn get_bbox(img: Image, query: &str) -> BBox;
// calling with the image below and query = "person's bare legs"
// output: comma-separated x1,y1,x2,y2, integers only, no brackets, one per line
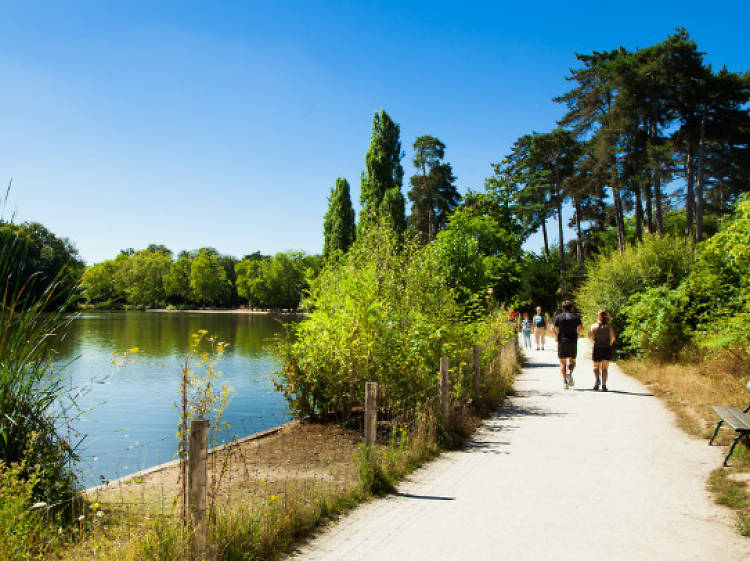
560,359,568,387
600,360,610,390
592,361,601,390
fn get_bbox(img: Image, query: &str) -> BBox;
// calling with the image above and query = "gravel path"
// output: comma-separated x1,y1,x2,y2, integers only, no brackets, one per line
291,337,750,561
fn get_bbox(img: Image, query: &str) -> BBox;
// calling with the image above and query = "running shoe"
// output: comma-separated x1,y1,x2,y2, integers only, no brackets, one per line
593,380,600,391
602,384,608,392
566,373,575,388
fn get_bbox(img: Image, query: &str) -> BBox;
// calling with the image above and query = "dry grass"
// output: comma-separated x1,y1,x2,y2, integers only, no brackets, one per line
619,355,750,439
620,353,750,537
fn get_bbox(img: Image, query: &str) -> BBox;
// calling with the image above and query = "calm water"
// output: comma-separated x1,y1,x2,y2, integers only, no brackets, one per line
54,311,299,487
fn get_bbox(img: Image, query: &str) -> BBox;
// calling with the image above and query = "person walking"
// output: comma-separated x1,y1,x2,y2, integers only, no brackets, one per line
589,309,616,391
553,300,583,390
521,313,533,349
532,306,546,350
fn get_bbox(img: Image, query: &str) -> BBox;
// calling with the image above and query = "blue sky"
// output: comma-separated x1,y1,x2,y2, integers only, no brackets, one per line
2,1,748,264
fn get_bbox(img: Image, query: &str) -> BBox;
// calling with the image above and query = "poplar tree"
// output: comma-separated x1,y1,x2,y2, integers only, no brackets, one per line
322,177,356,260
359,110,406,235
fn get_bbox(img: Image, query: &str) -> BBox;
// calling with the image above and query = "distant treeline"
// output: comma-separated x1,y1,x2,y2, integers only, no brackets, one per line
81,245,321,310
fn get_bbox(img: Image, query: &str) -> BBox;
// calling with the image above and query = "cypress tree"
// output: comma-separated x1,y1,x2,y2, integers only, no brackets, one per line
322,178,356,260
359,109,405,234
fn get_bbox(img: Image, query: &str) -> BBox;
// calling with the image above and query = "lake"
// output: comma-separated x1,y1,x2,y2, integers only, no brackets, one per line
54,311,299,487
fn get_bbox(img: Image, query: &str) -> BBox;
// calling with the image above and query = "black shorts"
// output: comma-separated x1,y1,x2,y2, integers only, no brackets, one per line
557,341,578,359
592,347,613,362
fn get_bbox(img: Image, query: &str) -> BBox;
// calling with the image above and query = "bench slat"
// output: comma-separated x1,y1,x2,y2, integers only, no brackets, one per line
712,406,750,431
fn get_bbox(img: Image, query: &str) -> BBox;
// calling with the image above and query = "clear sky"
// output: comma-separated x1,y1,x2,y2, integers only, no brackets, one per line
2,1,748,265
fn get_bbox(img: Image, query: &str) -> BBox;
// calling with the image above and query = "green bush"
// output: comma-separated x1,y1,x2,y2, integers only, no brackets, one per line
276,221,505,418
687,196,750,353
576,234,694,338
621,286,690,359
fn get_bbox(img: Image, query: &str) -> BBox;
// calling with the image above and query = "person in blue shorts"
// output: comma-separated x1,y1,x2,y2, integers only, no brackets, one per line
552,300,583,390
520,313,533,349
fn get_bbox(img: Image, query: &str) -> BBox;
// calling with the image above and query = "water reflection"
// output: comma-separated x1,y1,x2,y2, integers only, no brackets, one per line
56,311,300,487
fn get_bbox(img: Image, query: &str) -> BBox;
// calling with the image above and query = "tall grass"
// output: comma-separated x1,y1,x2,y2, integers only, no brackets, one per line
0,233,80,509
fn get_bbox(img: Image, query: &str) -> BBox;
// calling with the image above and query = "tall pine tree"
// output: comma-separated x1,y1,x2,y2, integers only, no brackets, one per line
408,135,461,242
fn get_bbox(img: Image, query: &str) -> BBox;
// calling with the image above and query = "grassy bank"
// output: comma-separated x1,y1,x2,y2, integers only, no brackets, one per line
620,357,750,536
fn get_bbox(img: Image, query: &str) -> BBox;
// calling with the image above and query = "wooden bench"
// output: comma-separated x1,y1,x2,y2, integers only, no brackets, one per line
709,403,750,467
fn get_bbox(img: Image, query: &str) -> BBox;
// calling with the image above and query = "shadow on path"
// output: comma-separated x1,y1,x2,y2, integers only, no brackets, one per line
461,440,510,455
393,492,455,501
496,401,566,420
573,388,654,397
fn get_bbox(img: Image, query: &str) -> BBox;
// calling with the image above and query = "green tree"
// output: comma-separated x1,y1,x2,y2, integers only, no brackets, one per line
258,251,312,309
435,190,523,306
235,255,268,307
0,221,84,308
80,261,118,303
323,178,356,260
505,129,579,291
113,246,171,307
359,110,406,235
408,136,461,242
164,254,192,303
190,248,231,306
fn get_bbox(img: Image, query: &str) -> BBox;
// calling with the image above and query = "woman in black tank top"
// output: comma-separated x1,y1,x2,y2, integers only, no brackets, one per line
588,309,615,391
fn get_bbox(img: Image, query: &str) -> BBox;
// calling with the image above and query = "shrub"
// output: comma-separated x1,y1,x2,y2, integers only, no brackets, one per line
687,196,750,354
620,286,690,360
576,234,694,338
276,221,488,418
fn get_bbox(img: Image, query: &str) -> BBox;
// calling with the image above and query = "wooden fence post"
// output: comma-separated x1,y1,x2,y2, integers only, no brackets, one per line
440,357,450,423
473,345,482,405
189,417,209,560
365,382,378,449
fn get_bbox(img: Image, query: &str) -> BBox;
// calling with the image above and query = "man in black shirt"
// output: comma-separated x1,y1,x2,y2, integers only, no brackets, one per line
553,300,583,390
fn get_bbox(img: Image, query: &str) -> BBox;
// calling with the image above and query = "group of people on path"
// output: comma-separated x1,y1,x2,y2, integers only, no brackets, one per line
519,302,616,391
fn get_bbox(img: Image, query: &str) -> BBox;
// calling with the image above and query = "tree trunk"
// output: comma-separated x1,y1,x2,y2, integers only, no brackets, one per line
634,184,643,242
541,219,549,257
611,158,626,254
557,198,565,295
422,160,433,241
654,167,664,235
651,121,663,235
685,139,695,240
574,197,584,267
696,113,706,242
644,183,653,234
613,185,626,254
557,200,565,273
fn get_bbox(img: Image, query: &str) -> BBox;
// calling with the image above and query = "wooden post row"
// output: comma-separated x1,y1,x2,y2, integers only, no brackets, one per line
189,417,209,560
365,382,378,449
440,357,450,422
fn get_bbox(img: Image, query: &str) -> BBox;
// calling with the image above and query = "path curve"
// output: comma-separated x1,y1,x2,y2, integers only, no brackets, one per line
292,338,750,561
